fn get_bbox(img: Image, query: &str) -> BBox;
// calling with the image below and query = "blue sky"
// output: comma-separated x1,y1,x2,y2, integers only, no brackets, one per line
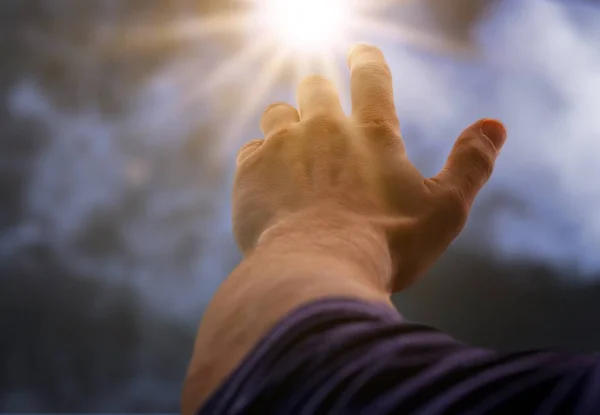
6,0,600,323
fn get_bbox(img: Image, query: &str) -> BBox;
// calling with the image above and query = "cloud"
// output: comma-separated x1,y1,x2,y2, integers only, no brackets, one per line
383,0,600,276
7,2,600,330
7,74,237,322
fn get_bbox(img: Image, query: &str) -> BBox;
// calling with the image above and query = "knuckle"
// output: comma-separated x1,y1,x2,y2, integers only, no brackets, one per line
265,128,292,148
358,119,400,139
439,188,469,232
471,146,495,181
303,114,342,134
261,102,296,129
301,74,332,88
458,135,496,181
352,60,392,80
236,140,262,165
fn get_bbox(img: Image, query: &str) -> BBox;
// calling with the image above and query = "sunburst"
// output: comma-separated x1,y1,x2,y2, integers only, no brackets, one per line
116,0,473,149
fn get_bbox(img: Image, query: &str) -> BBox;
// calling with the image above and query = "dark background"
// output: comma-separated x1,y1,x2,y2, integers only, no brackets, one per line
1,0,600,412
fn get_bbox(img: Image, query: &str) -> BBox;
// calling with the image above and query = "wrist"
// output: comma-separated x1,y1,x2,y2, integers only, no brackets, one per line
186,207,394,413
257,207,394,294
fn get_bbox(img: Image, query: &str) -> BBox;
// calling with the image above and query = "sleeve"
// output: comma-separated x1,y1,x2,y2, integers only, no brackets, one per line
197,298,600,415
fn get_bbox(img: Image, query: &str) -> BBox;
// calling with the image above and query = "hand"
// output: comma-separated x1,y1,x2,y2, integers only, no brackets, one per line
232,44,506,292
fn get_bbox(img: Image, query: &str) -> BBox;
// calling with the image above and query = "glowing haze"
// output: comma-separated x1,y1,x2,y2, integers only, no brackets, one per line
257,0,351,53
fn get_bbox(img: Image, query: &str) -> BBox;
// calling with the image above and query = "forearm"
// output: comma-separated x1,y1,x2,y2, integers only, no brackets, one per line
183,210,394,414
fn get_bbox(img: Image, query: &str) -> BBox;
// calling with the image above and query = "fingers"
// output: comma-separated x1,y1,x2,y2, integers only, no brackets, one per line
436,119,507,205
237,139,263,165
297,75,344,120
261,102,300,136
348,44,399,128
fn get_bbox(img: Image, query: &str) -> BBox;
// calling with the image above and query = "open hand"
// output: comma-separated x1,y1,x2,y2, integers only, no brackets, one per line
232,44,506,292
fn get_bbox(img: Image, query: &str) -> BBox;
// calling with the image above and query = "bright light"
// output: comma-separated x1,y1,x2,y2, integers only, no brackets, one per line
117,0,465,152
259,0,351,53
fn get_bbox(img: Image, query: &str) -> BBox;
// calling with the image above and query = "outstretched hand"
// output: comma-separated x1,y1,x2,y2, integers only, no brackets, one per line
232,44,506,292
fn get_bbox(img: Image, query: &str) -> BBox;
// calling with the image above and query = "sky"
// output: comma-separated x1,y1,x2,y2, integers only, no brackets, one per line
5,0,600,317
2,0,600,410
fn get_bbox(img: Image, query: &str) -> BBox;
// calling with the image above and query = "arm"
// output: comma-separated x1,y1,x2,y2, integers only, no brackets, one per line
182,211,392,415
182,44,507,415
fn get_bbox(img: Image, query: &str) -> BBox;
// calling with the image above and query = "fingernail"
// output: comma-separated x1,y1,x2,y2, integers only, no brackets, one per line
481,119,507,152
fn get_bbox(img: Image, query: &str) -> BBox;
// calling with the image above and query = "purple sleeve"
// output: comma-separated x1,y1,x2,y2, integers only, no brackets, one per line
197,298,600,415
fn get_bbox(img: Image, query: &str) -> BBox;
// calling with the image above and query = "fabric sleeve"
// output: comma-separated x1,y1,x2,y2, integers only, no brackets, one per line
197,298,600,415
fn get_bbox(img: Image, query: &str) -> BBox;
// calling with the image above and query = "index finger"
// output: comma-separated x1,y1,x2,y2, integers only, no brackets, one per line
348,44,399,128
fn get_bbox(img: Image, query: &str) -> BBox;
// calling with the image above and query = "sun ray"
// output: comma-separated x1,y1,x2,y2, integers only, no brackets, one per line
322,57,341,90
353,0,409,16
348,16,476,58
109,11,250,55
220,47,290,156
200,37,276,94
293,55,312,97
173,36,276,114
319,50,351,113
165,12,250,39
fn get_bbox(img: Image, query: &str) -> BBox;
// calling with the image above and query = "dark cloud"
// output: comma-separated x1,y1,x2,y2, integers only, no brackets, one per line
396,247,600,353
422,0,498,43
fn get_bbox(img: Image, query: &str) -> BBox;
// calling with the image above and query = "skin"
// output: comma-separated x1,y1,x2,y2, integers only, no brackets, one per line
181,44,507,415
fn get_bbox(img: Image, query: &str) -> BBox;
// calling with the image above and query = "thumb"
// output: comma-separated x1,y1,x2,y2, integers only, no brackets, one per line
435,119,507,205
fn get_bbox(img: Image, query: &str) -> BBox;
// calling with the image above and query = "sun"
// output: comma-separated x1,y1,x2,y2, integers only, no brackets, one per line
120,0,458,145
256,0,352,54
